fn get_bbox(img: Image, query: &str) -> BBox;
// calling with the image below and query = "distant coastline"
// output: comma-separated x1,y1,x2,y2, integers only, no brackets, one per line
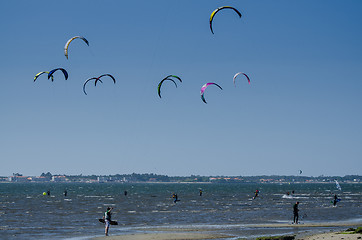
1,172,360,184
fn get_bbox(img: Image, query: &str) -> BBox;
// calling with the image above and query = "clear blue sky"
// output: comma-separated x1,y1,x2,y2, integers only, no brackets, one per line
1,0,361,177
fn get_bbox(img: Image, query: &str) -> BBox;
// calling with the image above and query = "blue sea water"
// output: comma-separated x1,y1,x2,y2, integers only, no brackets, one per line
0,182,361,239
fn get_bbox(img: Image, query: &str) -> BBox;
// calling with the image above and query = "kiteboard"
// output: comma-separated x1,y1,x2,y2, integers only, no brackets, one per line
98,219,118,225
331,199,341,204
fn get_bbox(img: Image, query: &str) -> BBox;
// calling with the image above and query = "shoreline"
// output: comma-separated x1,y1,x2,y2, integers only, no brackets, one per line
91,222,362,240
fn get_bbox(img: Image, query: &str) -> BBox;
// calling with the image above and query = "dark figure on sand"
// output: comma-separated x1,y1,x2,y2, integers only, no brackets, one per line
104,207,113,236
293,201,299,224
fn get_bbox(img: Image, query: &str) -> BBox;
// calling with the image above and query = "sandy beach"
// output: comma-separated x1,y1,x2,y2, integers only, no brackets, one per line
92,232,230,240
296,231,362,240
92,222,362,240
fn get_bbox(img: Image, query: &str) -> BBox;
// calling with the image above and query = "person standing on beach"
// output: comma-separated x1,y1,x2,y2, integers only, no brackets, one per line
104,207,113,236
293,201,299,224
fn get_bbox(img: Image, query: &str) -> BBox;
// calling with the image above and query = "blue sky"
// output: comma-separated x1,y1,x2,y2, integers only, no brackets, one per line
1,0,361,177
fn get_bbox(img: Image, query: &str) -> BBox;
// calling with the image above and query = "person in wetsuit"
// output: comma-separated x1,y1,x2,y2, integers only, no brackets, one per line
172,193,178,203
333,194,338,206
293,201,299,224
253,189,259,199
104,207,113,236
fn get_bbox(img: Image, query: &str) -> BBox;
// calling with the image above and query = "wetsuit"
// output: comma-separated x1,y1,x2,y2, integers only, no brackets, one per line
293,203,299,224
333,194,338,206
173,194,178,203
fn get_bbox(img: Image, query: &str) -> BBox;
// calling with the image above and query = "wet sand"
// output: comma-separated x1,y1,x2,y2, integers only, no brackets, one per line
92,222,362,240
92,232,230,240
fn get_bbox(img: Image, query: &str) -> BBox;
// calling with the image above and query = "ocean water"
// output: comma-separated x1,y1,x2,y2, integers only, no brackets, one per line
0,182,361,239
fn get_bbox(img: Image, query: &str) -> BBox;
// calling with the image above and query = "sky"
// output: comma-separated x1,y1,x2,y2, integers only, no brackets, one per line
0,0,361,177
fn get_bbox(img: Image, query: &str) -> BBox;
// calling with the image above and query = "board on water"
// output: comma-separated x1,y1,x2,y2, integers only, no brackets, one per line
98,219,118,225
331,199,341,204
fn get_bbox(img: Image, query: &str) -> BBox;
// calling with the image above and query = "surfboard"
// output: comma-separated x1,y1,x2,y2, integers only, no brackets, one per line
98,219,118,225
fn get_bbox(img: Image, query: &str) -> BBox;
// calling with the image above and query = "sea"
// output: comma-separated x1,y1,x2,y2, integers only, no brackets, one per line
0,182,361,239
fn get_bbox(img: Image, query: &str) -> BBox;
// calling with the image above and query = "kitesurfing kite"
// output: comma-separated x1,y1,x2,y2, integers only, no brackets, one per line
64,36,89,59
233,72,250,87
210,6,242,34
34,71,54,82
157,75,182,98
83,77,103,95
164,75,182,83
299,170,303,175
158,78,178,98
48,68,68,80
200,83,223,104
94,74,116,86
335,180,342,191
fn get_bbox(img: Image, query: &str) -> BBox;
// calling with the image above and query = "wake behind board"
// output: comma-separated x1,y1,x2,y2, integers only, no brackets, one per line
98,219,118,225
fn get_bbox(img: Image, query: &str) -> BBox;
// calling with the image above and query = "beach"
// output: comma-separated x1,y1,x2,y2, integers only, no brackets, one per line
93,231,362,240
297,232,362,240
92,222,362,240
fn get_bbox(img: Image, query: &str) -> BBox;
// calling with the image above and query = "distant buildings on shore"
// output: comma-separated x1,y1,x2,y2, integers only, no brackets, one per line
0,173,360,184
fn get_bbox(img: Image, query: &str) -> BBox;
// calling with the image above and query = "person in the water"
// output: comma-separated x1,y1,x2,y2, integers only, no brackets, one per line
253,189,259,199
199,189,203,196
172,193,179,203
63,190,67,197
333,194,338,206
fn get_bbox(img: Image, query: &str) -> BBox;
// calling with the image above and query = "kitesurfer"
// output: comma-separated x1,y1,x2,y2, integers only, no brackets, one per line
47,190,50,196
64,190,67,197
172,193,178,203
253,189,259,199
124,190,128,196
333,194,338,206
104,207,113,236
293,201,299,224
199,189,203,196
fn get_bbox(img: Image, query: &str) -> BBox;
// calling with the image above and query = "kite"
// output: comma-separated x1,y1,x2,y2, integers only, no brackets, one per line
157,75,182,98
164,75,182,83
233,72,250,87
83,77,103,95
48,68,68,80
64,36,89,59
299,170,303,175
34,71,54,82
200,82,222,104
157,78,178,98
210,6,242,34
335,180,342,191
94,74,116,86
